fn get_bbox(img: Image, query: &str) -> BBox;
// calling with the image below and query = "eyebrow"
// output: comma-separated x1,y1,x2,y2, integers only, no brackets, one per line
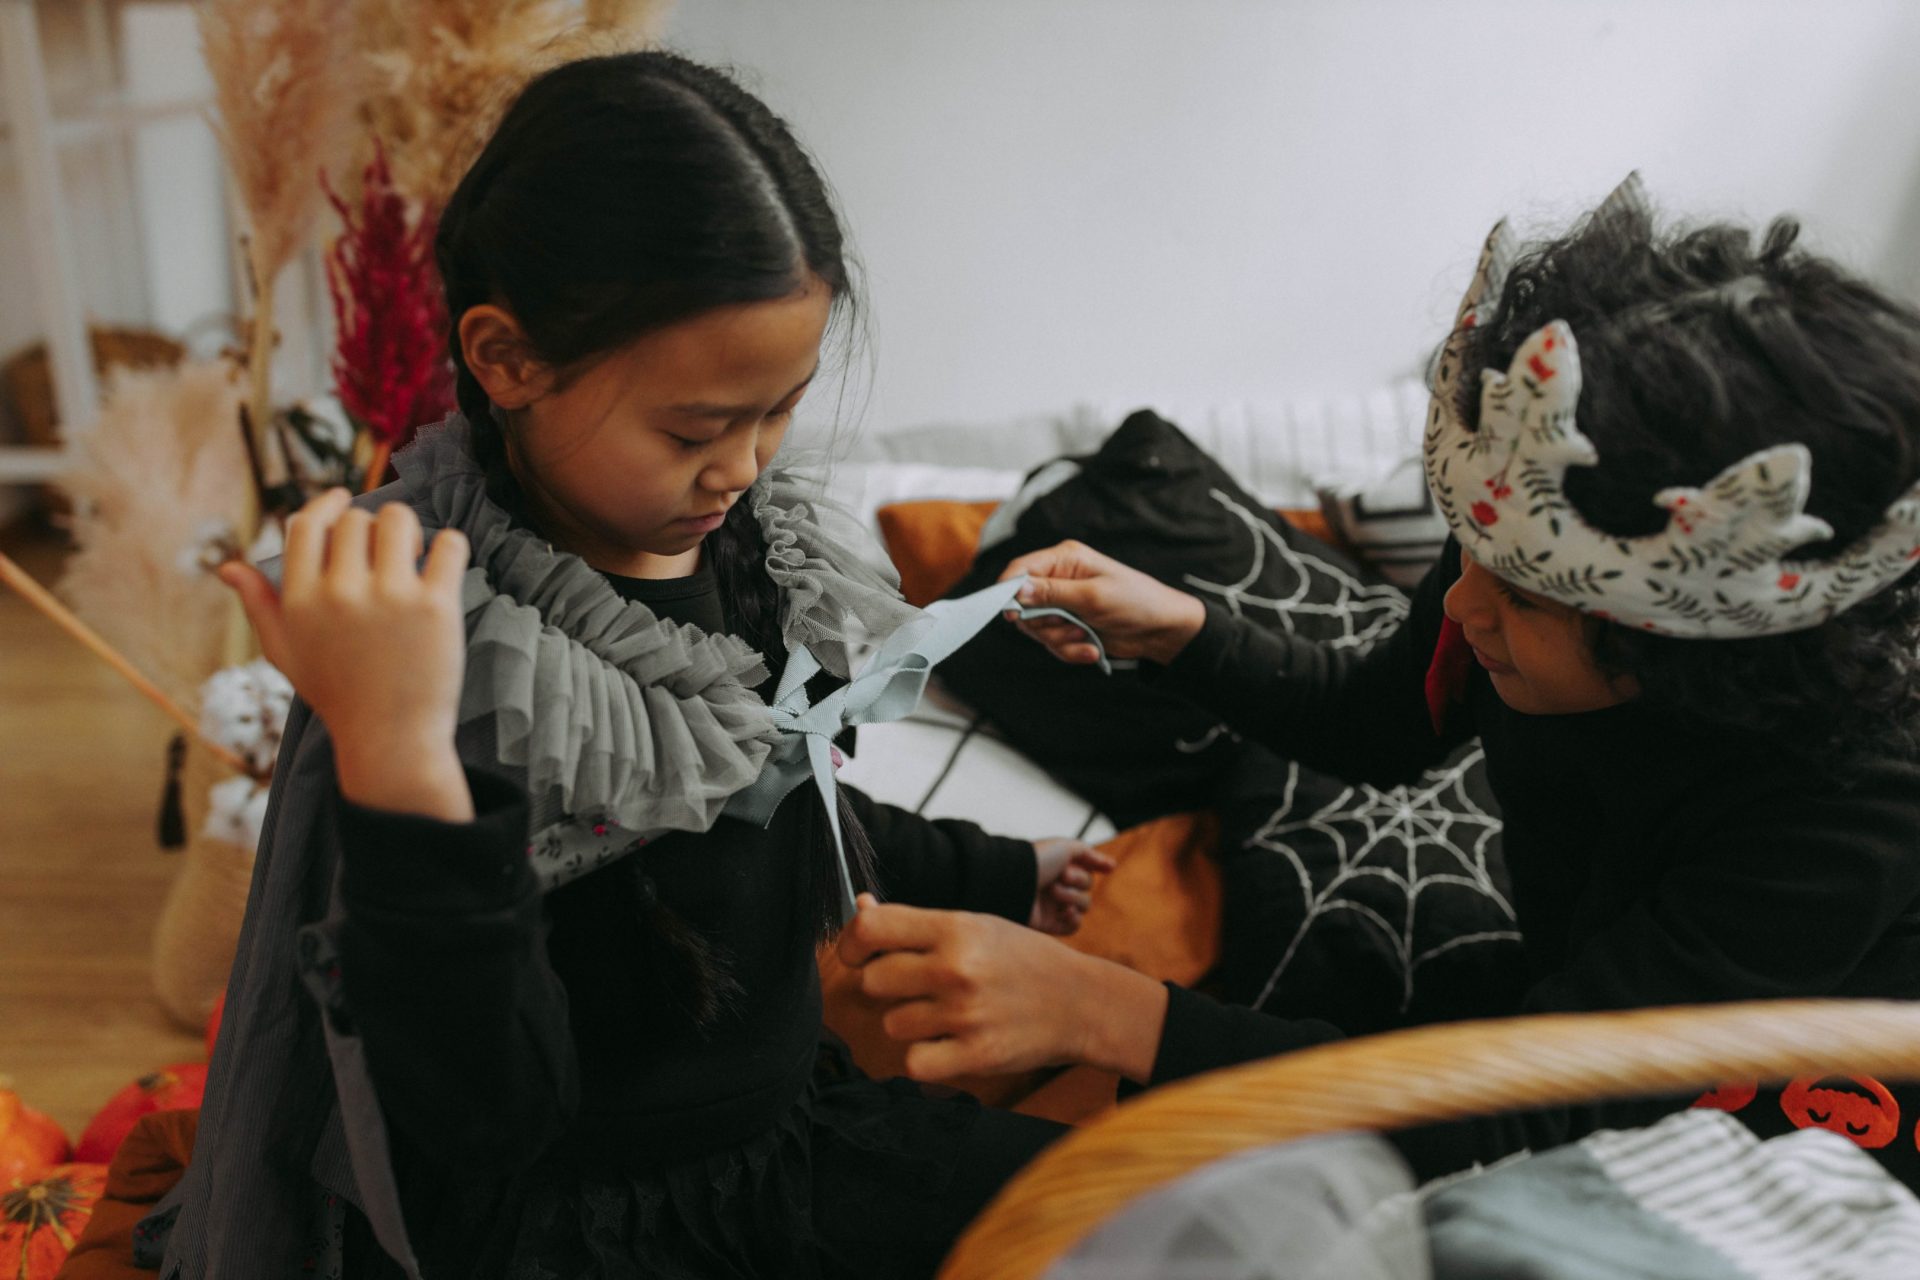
666,367,818,420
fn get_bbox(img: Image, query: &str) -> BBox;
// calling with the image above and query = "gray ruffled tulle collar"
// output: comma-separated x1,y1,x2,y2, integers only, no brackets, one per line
390,418,919,882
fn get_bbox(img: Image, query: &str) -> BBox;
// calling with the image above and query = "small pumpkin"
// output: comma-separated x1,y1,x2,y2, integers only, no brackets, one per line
1691,1080,1759,1114
1780,1074,1901,1149
73,1064,208,1166
0,1087,70,1186
1,1162,105,1280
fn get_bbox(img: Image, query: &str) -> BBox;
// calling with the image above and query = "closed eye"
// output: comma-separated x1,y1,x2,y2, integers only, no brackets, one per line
1495,578,1536,611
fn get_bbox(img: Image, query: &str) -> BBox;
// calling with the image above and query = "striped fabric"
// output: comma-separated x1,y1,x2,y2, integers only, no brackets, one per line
1588,1111,1920,1280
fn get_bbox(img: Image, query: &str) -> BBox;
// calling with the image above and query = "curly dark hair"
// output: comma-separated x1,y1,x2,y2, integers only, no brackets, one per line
1454,193,1920,763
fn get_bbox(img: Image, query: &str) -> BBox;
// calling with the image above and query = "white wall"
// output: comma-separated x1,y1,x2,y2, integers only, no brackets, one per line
665,0,1920,433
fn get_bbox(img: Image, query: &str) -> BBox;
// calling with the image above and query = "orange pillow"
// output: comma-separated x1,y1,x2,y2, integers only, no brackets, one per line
874,500,1000,607
820,811,1219,1124
876,499,1342,608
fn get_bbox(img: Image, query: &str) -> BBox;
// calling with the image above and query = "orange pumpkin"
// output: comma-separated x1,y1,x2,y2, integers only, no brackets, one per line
1780,1074,1901,1149
1691,1080,1759,1114
0,1088,69,1186
73,1063,208,1165
0,1162,105,1280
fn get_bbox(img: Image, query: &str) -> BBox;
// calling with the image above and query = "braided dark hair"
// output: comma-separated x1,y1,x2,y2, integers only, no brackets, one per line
434,51,874,1019
1456,194,1920,763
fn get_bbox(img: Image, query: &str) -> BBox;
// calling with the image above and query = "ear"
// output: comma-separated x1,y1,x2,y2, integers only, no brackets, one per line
457,305,554,409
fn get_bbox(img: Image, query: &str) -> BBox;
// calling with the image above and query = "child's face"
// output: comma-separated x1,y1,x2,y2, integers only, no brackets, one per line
503,276,832,576
1443,547,1638,715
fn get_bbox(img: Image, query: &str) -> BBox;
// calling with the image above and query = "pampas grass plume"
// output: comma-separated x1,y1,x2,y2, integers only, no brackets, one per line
58,361,252,713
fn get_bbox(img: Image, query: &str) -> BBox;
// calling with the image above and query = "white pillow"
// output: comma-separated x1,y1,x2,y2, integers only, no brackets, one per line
839,681,1115,844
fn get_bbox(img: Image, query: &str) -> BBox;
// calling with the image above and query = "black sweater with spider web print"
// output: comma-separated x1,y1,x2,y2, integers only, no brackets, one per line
1147,541,1920,1192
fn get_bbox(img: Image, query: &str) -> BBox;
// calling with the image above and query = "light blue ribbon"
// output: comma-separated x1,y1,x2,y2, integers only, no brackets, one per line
722,574,1110,922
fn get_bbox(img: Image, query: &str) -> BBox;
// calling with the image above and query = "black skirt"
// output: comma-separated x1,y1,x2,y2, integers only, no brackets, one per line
372,1038,1065,1280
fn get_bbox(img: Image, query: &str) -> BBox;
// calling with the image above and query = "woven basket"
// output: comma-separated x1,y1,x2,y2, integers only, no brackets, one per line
149,740,253,1031
938,998,1920,1279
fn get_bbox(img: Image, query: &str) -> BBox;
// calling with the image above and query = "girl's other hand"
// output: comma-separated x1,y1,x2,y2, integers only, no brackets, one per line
217,490,475,819
999,540,1206,666
1029,838,1117,935
837,895,1168,1083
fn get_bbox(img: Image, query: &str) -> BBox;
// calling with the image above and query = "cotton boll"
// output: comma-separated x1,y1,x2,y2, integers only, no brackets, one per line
198,659,296,776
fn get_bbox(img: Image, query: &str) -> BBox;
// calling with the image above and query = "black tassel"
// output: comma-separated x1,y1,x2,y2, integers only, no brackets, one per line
157,733,188,851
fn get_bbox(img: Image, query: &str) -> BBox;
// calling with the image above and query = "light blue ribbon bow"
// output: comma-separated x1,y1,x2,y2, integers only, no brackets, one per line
722,575,1110,923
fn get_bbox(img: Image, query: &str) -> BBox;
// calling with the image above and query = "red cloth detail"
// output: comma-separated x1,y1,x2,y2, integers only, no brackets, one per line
1425,617,1473,735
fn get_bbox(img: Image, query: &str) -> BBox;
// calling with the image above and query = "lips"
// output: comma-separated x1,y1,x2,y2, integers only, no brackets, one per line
1468,642,1515,676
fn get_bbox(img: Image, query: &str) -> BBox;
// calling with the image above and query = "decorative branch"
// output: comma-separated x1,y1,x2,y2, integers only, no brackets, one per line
0,552,259,779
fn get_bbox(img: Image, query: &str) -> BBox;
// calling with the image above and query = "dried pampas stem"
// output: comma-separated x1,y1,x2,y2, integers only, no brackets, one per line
199,0,362,456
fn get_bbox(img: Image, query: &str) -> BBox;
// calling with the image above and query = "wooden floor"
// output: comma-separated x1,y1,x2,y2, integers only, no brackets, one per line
1,515,202,1139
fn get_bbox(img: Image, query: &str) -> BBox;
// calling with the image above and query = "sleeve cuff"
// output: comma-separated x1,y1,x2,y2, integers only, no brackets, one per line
1134,982,1345,1092
1151,600,1244,697
336,767,535,915
972,835,1039,923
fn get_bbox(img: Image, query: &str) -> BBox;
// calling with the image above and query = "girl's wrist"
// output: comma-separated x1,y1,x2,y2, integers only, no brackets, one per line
1069,950,1170,1082
334,734,473,823
1144,592,1207,666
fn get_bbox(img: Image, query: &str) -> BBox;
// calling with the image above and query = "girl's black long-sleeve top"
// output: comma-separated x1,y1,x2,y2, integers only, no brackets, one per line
326,564,1038,1186
1144,545,1920,1189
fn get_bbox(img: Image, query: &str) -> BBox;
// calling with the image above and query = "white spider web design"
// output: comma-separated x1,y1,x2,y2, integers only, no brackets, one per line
1182,489,1409,650
1243,745,1517,1013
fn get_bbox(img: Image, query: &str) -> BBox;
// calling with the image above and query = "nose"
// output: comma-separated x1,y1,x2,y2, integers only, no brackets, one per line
702,426,762,495
1444,549,1498,631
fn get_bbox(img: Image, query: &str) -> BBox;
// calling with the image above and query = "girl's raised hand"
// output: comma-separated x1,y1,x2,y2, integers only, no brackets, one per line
999,540,1207,666
217,490,475,819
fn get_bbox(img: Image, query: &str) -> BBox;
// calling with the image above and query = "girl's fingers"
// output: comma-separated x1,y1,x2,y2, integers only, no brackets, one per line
881,998,953,1044
325,507,375,592
421,527,471,594
837,899,944,967
282,488,353,593
903,1036,973,1082
1002,540,1103,586
372,502,424,586
1048,884,1093,912
217,561,290,670
858,951,946,1001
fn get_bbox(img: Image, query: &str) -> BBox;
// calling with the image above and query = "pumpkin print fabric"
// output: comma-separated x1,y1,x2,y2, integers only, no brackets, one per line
1694,1075,1920,1175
